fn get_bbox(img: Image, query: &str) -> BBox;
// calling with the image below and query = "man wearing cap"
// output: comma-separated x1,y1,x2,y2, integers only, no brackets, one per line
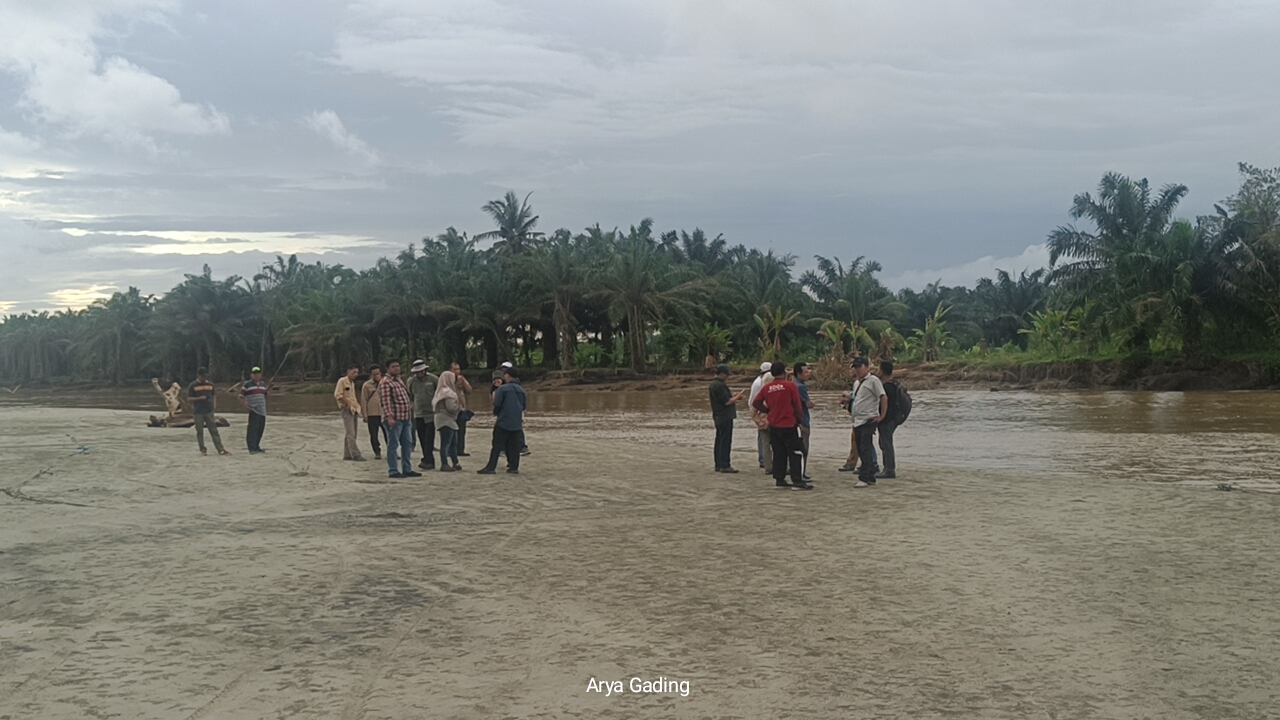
188,367,229,456
334,365,365,461
407,360,438,469
848,357,887,487
748,361,774,472
478,365,527,475
709,364,745,473
495,361,531,456
238,366,269,454
752,362,811,490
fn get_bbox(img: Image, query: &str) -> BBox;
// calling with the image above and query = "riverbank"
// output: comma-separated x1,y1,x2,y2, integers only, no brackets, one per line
2,406,1277,718
4,354,1279,397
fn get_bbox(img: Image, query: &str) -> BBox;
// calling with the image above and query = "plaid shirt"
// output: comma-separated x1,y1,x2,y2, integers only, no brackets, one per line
378,374,413,422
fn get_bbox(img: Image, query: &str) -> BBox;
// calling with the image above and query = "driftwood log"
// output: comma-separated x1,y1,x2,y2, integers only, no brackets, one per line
148,378,229,428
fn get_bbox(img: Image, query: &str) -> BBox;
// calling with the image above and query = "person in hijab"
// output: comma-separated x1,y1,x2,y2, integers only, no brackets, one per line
433,370,463,471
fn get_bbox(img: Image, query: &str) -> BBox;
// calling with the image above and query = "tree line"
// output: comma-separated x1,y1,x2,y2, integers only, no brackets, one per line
1,163,1278,385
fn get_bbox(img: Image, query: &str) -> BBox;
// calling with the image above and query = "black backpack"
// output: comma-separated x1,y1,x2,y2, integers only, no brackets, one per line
888,381,912,425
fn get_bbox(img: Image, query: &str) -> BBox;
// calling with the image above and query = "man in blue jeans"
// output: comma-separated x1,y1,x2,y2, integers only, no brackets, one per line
377,359,422,479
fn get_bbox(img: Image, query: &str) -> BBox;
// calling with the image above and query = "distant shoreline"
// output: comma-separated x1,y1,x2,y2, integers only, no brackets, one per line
7,357,1275,396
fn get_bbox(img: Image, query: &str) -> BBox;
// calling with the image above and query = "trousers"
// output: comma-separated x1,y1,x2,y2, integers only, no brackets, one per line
714,419,733,469
246,411,265,452
769,425,804,484
382,419,415,476
855,421,880,482
414,417,436,467
194,412,225,453
366,414,385,456
878,420,896,473
482,426,522,472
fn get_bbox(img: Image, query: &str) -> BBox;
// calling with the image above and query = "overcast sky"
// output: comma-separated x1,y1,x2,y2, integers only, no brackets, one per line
2,0,1278,314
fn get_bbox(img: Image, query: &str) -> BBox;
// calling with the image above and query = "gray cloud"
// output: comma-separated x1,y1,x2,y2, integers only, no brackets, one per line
1,0,1278,312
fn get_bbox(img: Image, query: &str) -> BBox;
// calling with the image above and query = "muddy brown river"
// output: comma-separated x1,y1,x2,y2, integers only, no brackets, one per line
5,386,1278,491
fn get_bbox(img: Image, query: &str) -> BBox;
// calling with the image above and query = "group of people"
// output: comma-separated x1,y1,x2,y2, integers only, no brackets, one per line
182,360,530,478
709,357,905,490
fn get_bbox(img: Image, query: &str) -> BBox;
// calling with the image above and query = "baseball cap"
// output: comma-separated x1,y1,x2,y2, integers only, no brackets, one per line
715,363,731,375
759,361,772,372
500,361,514,369
410,359,428,372
851,357,869,367
251,366,262,373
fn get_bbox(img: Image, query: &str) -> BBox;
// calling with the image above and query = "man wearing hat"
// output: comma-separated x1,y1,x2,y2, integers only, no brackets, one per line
748,361,775,472
848,357,887,487
709,364,745,473
238,366,269,454
408,359,439,469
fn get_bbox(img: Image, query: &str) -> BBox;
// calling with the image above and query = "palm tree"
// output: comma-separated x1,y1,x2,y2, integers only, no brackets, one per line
476,191,544,257
801,255,906,354
588,220,708,370
515,230,586,370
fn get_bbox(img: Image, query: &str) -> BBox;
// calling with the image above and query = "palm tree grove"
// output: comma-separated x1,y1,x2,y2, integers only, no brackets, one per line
3,165,1278,386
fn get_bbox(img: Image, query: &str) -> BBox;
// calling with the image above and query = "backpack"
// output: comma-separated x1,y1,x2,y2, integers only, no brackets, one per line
892,381,912,425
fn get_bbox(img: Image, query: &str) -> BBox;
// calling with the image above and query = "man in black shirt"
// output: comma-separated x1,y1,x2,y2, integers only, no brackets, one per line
188,367,229,456
709,364,745,473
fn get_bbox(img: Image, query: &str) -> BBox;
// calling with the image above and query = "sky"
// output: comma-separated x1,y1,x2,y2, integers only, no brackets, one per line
1,0,1278,314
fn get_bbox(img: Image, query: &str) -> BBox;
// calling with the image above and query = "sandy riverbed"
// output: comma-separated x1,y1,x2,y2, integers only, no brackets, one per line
1,406,1277,719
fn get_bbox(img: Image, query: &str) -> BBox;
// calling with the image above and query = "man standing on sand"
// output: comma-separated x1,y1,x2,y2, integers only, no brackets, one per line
850,357,887,487
238,366,269,454
748,361,774,472
498,361,531,457
794,362,816,481
334,365,365,461
752,362,811,490
877,360,900,480
378,360,421,479
709,364,745,473
451,361,473,457
408,360,438,470
478,366,527,475
360,365,385,460
188,367,229,456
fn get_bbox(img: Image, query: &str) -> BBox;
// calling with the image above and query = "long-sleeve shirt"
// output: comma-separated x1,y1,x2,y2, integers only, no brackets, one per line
378,374,413,422
360,378,382,417
796,380,812,428
492,379,527,431
752,378,804,429
334,376,360,414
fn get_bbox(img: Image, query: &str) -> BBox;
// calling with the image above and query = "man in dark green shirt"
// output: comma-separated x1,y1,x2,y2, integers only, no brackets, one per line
709,364,745,473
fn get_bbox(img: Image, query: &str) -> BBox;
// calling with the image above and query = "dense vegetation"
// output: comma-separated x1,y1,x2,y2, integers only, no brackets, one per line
2,164,1278,385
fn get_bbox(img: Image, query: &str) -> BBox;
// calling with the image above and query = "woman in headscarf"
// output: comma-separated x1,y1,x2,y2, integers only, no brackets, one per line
433,370,463,471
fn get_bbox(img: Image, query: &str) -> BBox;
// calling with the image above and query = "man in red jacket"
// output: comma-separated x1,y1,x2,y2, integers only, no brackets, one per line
751,362,812,490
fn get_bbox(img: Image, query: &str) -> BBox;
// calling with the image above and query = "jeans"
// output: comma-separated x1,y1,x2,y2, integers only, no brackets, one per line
878,420,896,473
714,419,733,469
194,412,225,453
769,425,804,484
799,424,810,475
366,415,385,456
855,421,880,482
246,411,265,452
482,426,522,472
414,417,436,467
439,426,459,467
383,419,416,476
342,408,363,459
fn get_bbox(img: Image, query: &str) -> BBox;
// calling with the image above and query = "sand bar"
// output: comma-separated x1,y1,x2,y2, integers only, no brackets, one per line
1,405,1278,719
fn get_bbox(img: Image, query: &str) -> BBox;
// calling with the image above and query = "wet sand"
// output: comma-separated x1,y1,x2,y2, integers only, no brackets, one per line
2,405,1278,719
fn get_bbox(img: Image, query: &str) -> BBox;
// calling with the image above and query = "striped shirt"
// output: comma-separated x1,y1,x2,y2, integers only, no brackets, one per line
239,379,269,416
378,374,413,422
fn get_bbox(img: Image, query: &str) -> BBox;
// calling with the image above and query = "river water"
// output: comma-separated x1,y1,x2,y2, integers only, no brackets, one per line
4,386,1277,492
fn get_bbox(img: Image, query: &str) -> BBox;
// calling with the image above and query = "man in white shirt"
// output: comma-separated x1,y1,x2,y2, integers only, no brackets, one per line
849,357,887,487
748,361,774,472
